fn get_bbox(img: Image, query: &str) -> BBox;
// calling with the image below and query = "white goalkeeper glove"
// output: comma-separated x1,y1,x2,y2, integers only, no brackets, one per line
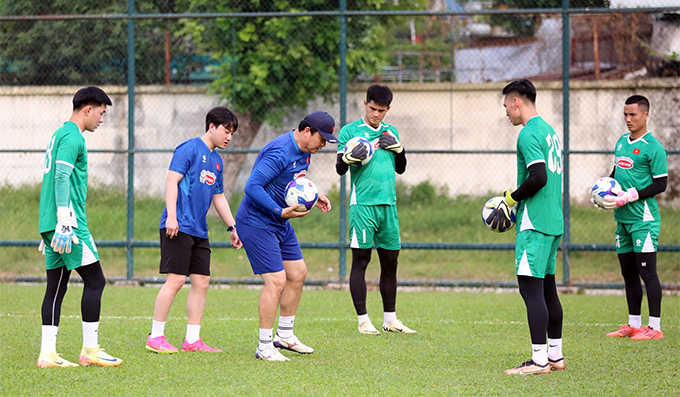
50,207,79,254
38,240,46,256
342,142,368,164
602,187,639,210
484,191,517,233
379,131,404,153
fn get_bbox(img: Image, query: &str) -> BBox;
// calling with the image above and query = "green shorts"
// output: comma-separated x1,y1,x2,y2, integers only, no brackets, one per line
616,221,660,254
42,228,100,271
515,229,562,278
349,204,401,250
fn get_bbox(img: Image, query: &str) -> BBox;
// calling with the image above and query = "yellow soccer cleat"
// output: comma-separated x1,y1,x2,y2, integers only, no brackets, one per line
79,346,122,367
549,357,566,371
382,320,417,334
37,352,79,368
504,359,551,375
358,320,381,335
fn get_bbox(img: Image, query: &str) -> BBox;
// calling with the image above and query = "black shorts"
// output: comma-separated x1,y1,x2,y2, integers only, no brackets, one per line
159,229,211,276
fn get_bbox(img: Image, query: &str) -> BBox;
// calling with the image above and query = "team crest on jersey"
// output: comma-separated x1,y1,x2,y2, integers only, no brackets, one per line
633,148,641,155
200,169,216,185
616,156,634,169
294,170,307,179
216,163,220,171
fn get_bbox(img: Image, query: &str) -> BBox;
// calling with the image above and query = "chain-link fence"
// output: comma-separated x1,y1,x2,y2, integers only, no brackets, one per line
1,1,678,287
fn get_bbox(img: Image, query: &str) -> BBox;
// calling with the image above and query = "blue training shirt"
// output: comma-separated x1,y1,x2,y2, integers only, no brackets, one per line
236,130,311,229
159,137,224,238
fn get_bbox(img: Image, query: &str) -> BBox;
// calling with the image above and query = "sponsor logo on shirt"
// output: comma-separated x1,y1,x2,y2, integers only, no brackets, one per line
616,156,634,169
200,169,216,185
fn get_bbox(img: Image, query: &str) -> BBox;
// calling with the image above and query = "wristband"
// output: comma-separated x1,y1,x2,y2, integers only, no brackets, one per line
226,225,236,232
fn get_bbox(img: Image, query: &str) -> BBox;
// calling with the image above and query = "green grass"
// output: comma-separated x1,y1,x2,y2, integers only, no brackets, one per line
0,285,678,396
1,184,679,283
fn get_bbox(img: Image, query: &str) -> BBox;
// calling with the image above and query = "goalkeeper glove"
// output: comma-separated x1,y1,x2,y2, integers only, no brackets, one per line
50,207,79,254
602,187,639,209
379,131,404,153
38,240,46,256
342,142,368,164
484,191,517,233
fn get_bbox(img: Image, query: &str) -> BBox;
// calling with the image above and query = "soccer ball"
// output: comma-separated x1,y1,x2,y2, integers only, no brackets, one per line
590,177,621,209
285,177,319,212
481,196,517,233
343,136,374,165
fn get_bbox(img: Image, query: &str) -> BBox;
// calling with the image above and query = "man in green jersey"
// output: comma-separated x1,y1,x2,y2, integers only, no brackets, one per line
36,87,122,368
486,79,564,375
598,95,668,341
336,84,415,335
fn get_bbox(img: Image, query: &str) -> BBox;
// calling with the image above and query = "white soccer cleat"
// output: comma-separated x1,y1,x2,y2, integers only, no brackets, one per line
358,320,381,335
255,344,290,361
273,334,314,354
37,352,78,368
382,319,417,334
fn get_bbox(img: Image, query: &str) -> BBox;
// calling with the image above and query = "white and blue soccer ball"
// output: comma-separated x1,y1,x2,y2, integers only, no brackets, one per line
591,177,621,209
343,136,374,165
481,196,517,233
285,177,319,212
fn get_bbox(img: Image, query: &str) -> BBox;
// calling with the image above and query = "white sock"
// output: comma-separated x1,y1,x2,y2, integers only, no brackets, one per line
357,314,370,326
258,328,273,351
531,344,548,366
150,320,166,338
547,338,563,361
277,315,295,339
628,315,642,329
186,324,201,344
82,321,99,348
41,325,58,353
383,312,397,324
649,316,661,331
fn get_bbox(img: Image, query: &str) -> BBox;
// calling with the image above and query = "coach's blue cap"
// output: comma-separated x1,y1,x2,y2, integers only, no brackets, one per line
304,111,338,144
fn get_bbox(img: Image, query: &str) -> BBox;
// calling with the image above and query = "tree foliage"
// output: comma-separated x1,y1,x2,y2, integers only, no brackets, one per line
0,0,189,85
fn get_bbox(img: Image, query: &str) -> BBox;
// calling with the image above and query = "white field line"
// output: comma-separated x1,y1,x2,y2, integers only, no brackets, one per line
2,313,675,328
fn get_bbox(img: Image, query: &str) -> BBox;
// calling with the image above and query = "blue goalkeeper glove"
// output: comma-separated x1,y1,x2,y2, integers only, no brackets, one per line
342,142,368,164
50,207,79,254
484,191,517,233
379,131,404,153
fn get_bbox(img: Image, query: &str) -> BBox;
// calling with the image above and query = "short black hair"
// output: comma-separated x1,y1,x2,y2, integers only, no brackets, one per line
502,79,536,104
206,106,238,132
625,95,650,112
366,84,393,106
73,86,112,110
297,119,318,134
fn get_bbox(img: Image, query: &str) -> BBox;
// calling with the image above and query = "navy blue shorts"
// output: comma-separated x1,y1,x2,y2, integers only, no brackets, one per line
237,221,303,275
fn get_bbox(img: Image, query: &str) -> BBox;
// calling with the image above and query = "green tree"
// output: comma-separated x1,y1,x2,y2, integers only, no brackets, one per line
0,0,189,85
178,0,424,194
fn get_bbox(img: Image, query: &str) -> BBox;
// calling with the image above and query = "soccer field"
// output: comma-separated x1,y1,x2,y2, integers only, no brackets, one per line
1,284,678,396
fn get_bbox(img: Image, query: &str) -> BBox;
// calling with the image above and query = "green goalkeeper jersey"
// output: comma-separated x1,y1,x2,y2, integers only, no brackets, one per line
516,116,564,236
338,119,400,206
39,121,89,233
613,131,668,224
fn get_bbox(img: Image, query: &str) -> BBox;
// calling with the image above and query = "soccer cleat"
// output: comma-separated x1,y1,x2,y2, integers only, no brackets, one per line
79,346,122,367
182,338,222,352
382,319,417,334
549,357,566,371
606,324,642,338
504,359,551,375
273,334,314,354
36,352,78,368
630,326,664,341
358,320,380,335
255,344,290,361
145,334,178,354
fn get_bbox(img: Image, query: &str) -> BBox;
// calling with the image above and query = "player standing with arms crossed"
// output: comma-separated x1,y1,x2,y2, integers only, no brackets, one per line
236,111,336,361
485,79,564,375
37,86,122,368
336,84,415,335
598,95,667,341
145,106,242,354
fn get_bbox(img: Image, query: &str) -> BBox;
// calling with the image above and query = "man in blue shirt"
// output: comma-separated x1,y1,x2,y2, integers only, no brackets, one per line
146,107,242,354
236,111,337,361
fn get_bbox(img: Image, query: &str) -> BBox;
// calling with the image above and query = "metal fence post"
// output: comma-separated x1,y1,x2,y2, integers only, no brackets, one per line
126,0,136,280
561,0,571,285
338,0,348,280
